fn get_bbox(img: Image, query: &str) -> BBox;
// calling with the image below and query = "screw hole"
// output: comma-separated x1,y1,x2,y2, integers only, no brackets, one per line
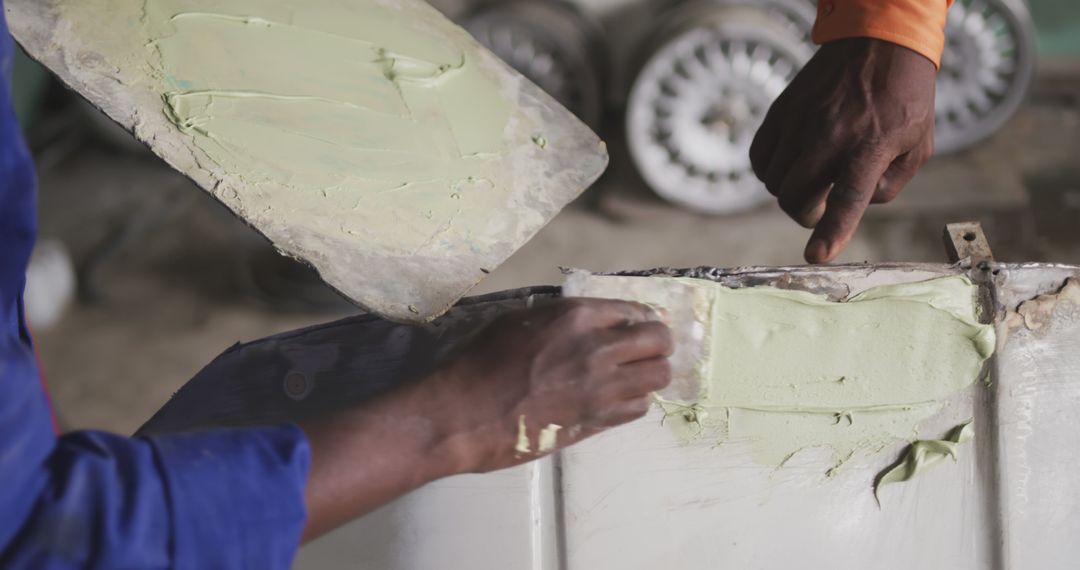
284,372,311,400
963,232,977,242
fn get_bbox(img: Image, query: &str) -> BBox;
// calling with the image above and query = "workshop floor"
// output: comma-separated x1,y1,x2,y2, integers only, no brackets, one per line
29,72,1080,438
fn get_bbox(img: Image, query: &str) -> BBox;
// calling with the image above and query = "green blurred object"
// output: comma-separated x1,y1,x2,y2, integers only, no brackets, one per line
1031,0,1080,56
11,46,49,129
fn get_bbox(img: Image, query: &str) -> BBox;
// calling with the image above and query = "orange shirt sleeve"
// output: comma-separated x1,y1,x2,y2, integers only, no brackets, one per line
812,0,953,68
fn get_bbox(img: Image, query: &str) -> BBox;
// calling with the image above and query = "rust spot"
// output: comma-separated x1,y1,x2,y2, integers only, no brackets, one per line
1013,278,1080,333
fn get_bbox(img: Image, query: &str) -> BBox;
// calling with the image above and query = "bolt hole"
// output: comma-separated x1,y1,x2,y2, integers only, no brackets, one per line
963,232,977,242
284,372,311,400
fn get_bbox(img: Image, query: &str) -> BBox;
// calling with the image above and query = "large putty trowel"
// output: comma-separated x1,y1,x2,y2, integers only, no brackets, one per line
6,0,607,323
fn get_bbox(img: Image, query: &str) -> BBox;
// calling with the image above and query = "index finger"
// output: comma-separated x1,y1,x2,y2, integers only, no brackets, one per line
804,149,893,263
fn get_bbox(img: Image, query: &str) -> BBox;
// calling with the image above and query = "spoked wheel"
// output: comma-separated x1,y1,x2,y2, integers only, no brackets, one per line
464,0,608,128
732,0,816,47
934,0,1036,154
626,4,812,214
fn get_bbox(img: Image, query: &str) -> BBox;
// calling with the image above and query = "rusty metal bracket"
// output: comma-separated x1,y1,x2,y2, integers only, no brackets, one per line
944,222,996,333
943,222,995,265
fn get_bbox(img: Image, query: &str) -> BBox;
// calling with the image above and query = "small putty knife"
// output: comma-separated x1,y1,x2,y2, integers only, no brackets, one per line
563,270,710,401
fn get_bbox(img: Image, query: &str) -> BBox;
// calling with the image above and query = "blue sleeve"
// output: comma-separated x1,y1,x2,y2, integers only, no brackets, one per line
0,336,311,570
1,6,311,568
147,426,311,569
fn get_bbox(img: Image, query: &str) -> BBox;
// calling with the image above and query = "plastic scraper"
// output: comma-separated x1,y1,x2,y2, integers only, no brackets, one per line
6,0,607,322
563,270,710,401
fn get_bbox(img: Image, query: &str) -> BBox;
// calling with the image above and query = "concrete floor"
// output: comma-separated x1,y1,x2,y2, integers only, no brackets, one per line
28,76,1080,441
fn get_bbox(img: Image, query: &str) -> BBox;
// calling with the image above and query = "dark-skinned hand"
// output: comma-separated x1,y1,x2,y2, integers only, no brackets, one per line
749,38,937,263
300,298,673,540
427,298,674,473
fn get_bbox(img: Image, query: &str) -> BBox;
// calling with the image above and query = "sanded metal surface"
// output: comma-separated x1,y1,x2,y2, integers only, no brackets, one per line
6,0,607,323
991,264,1080,569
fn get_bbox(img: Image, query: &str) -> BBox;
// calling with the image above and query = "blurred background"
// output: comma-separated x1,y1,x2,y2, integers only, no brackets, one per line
9,0,1080,493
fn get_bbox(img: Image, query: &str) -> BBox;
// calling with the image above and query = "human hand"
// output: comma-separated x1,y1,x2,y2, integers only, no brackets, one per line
750,38,937,263
426,298,673,473
298,298,670,540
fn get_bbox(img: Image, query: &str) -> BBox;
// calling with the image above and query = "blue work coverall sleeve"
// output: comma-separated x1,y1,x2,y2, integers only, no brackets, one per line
1,4,312,568
1,411,310,569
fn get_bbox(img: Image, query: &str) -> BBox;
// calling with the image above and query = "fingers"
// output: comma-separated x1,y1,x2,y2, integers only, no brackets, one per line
749,98,785,181
776,150,839,228
781,139,929,260
600,357,672,401
804,148,894,263
872,140,931,204
761,131,800,197
584,318,673,427
751,93,807,198
594,321,674,366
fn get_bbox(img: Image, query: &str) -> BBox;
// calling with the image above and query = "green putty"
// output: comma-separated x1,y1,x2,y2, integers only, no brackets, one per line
57,0,527,257
144,0,516,256
538,424,562,453
515,415,530,455
874,420,975,502
667,275,992,468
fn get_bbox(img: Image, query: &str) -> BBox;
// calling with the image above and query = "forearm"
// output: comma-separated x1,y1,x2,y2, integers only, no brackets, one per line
298,376,466,542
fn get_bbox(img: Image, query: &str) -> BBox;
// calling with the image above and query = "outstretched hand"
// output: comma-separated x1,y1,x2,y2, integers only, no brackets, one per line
750,38,937,263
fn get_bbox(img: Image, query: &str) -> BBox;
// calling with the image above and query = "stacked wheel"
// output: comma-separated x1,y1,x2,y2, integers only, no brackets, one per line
625,1,813,214
934,0,1036,154
463,0,608,128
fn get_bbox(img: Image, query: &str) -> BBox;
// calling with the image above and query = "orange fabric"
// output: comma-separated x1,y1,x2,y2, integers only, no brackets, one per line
812,0,953,68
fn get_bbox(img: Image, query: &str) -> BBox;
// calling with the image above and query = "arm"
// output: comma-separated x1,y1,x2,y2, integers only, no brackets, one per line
1,340,311,569
1,298,671,565
750,0,951,263
3,11,307,567
300,298,673,540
